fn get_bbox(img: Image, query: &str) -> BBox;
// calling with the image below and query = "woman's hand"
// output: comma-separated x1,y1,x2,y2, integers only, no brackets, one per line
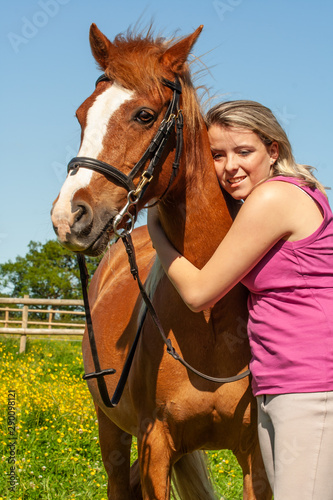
147,205,203,312
147,205,160,237
147,206,160,246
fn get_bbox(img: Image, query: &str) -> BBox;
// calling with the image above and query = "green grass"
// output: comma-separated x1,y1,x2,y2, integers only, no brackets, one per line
0,338,243,499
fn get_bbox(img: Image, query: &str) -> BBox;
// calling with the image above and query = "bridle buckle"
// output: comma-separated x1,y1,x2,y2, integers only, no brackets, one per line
133,171,153,198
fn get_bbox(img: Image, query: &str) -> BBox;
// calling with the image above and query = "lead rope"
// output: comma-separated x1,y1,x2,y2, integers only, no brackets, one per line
78,237,250,409
120,234,250,384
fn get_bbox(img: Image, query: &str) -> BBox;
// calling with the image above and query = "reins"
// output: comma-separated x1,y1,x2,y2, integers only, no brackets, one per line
73,75,250,409
78,235,250,409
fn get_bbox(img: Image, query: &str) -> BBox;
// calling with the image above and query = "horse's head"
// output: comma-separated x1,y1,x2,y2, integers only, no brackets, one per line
51,23,203,255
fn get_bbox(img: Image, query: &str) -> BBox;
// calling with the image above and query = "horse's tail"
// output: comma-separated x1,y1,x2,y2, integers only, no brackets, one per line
171,451,219,500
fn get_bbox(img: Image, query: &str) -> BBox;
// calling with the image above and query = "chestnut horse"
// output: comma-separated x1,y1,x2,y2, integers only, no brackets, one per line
51,24,271,500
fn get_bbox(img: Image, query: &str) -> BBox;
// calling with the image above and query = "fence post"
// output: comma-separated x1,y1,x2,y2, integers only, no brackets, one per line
19,294,29,354
48,310,53,329
5,308,9,328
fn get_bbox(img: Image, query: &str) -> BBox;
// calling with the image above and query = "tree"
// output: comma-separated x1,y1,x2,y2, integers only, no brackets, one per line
0,240,101,299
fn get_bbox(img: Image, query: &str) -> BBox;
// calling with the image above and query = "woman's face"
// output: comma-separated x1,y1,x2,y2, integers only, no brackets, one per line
208,125,279,200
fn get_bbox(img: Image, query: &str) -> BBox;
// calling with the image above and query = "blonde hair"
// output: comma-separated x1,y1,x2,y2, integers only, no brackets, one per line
206,100,326,194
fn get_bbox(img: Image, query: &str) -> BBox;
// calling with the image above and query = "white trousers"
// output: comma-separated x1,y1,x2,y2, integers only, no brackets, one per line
257,392,333,500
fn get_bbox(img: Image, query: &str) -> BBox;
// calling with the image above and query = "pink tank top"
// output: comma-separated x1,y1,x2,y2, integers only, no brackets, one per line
241,176,333,396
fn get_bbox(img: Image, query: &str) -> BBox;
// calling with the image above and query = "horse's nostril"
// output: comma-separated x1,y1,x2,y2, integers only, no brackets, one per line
71,201,94,238
74,205,87,224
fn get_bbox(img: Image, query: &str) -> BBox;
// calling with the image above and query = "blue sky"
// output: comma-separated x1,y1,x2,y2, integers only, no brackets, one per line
1,0,332,263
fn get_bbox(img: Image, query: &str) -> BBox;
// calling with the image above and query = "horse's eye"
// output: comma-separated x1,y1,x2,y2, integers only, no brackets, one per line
135,109,155,124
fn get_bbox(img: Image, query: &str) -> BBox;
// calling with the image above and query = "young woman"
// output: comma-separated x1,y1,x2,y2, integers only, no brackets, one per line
148,100,333,499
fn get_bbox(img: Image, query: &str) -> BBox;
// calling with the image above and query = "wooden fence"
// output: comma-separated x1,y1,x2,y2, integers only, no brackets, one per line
0,296,85,353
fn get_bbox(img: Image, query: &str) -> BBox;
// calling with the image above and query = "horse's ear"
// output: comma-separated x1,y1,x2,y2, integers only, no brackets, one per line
89,23,114,70
160,25,203,74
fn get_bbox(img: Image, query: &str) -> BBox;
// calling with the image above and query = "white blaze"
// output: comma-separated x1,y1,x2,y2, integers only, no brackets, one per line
78,82,134,157
52,83,134,225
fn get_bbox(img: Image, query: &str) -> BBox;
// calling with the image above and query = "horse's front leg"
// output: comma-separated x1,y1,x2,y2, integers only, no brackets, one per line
96,405,139,500
138,419,173,500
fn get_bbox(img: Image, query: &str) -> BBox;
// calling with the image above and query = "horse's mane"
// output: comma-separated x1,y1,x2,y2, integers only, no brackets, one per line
102,28,206,180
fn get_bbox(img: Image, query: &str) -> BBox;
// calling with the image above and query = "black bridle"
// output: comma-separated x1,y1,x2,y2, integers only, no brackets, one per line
72,75,249,409
68,75,183,236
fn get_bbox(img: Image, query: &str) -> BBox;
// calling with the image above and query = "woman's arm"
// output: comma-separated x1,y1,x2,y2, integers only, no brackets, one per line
148,182,292,312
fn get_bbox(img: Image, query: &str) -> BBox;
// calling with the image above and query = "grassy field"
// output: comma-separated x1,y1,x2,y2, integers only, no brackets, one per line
0,338,243,499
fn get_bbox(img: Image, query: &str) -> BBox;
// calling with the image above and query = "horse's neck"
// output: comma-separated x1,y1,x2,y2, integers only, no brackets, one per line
160,126,235,269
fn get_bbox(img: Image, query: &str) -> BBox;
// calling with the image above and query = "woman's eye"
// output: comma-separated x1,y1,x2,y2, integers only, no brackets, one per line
135,109,155,124
239,150,251,156
212,152,223,160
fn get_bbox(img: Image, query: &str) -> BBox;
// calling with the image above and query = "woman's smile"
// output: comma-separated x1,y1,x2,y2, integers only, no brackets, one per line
227,175,247,186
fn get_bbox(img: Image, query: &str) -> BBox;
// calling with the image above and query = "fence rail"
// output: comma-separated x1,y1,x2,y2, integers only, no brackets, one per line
0,296,85,352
